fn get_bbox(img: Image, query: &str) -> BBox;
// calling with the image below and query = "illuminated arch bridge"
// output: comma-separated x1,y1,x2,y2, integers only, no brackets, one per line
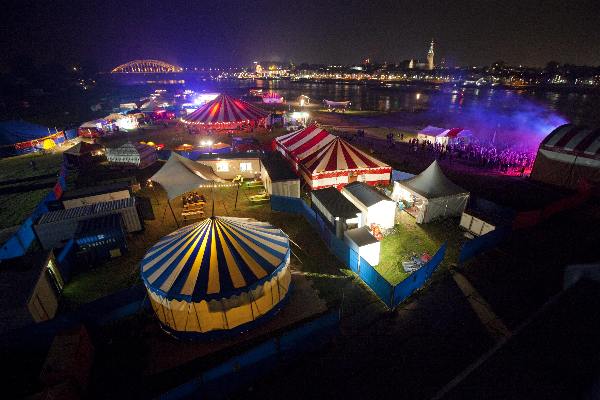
111,59,183,73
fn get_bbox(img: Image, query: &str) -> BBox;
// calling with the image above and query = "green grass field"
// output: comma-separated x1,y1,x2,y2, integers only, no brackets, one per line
0,152,64,229
375,212,464,285
0,189,50,228
0,152,63,181
61,184,347,308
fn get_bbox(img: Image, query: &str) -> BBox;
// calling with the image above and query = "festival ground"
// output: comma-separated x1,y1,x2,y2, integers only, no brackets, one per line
3,113,599,398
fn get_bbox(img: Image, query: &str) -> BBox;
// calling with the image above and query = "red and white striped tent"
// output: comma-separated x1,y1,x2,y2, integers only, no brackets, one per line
275,124,391,190
417,126,472,145
531,123,600,188
181,94,269,128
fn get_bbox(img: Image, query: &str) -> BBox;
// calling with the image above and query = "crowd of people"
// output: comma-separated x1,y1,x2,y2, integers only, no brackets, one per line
407,138,536,175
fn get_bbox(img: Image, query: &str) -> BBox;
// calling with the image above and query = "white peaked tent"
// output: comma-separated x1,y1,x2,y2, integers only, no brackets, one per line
105,142,157,168
392,160,469,223
151,152,225,199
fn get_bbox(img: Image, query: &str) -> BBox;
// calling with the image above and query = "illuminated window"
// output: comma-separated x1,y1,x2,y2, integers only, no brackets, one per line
240,162,252,172
216,162,229,172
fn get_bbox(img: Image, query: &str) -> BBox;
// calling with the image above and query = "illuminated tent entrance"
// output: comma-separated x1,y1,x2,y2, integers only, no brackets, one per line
141,216,291,337
391,160,469,223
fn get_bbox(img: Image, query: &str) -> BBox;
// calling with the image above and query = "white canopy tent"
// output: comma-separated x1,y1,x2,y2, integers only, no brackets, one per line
150,152,224,200
417,126,472,146
392,160,469,223
105,142,157,168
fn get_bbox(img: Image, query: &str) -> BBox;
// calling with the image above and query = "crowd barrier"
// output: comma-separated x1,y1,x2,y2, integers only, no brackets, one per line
391,244,447,308
0,159,69,259
271,195,446,309
160,311,339,400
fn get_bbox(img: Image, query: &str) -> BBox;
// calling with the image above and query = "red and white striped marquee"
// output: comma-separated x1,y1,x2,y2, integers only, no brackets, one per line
275,124,391,189
182,94,269,126
540,124,600,160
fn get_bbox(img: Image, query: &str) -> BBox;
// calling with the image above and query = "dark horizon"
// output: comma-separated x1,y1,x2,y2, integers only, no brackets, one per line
1,0,599,71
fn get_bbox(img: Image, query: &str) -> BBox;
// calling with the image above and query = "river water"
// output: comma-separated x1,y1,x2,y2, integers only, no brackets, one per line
177,78,600,150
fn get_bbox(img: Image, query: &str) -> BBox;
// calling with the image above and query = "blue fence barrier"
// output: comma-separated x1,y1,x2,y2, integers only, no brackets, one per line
270,195,447,309
160,311,339,400
358,258,394,307
458,226,510,264
392,243,446,307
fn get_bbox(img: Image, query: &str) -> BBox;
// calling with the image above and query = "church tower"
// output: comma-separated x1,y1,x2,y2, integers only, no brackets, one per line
427,39,435,70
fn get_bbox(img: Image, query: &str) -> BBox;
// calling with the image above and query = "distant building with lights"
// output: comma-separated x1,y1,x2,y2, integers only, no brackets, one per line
427,39,435,70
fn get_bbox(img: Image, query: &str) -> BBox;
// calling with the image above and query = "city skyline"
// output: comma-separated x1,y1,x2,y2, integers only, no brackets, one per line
1,0,599,70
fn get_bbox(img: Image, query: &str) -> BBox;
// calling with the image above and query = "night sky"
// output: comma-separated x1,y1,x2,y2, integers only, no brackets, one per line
1,0,599,70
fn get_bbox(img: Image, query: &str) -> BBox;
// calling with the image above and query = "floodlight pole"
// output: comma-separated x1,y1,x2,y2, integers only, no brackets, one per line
167,199,179,228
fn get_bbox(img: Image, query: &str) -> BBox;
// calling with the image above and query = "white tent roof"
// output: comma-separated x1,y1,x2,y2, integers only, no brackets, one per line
397,160,469,199
418,125,472,139
150,152,225,199
80,120,103,128
104,113,128,121
419,126,447,136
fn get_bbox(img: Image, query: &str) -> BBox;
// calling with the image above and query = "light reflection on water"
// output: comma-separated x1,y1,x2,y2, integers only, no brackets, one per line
181,79,599,148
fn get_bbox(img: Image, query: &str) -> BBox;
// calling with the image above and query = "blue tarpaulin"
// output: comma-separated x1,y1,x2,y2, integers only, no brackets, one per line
0,120,52,146
392,169,415,182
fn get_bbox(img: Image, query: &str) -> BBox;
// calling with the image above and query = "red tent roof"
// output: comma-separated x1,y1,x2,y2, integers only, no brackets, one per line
275,124,336,159
541,124,600,160
182,94,269,125
300,136,389,173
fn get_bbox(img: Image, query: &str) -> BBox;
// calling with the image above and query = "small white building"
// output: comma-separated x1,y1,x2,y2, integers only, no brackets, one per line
0,251,64,333
61,182,132,209
197,154,262,180
106,142,157,168
260,154,301,198
312,187,361,238
341,182,396,229
344,226,380,267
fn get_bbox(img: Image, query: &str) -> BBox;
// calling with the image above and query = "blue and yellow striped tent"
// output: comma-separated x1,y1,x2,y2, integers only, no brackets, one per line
141,216,292,335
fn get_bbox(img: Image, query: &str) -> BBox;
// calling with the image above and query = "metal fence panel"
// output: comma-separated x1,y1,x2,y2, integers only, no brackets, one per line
348,248,359,274
330,236,350,266
392,243,446,307
358,258,394,308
